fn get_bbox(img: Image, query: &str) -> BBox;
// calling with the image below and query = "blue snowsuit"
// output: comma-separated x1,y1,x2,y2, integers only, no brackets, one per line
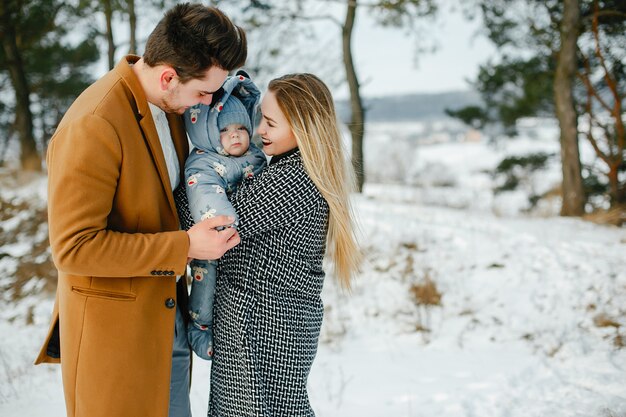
183,73,266,360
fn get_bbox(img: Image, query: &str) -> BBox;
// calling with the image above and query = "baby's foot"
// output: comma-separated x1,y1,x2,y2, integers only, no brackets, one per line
187,321,214,360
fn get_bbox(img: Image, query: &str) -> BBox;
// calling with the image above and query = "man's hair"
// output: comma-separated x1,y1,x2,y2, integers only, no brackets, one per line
143,3,247,82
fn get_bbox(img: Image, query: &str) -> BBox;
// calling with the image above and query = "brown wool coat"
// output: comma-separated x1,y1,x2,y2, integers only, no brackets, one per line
35,56,191,417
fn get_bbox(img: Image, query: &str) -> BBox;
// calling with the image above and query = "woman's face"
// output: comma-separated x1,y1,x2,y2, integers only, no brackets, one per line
257,90,297,156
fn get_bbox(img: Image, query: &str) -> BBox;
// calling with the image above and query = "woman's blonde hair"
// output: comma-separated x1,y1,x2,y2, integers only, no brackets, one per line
268,73,361,289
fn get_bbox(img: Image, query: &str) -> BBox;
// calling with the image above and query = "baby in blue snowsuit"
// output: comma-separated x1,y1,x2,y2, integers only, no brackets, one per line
183,72,266,360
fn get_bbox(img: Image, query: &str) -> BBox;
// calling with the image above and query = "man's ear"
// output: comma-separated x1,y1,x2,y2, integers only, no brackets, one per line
160,66,177,91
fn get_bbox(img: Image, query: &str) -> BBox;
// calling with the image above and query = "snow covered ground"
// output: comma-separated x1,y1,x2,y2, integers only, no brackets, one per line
1,120,625,416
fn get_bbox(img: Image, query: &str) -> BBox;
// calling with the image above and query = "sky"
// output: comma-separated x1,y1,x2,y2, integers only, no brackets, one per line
344,5,496,99
251,2,499,100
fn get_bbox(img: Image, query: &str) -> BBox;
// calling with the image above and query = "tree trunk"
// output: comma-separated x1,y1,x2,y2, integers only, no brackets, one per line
607,164,621,205
128,0,136,54
554,0,585,216
0,0,40,171
104,0,116,69
342,0,365,192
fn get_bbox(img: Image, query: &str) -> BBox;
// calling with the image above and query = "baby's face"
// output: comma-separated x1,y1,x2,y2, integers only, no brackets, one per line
220,124,250,157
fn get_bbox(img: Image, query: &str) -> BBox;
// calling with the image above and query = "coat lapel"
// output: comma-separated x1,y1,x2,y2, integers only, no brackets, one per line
167,113,190,185
139,114,174,194
115,55,184,217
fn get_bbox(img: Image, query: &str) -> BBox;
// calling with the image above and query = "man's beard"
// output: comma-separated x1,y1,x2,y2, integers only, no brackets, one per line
160,89,185,114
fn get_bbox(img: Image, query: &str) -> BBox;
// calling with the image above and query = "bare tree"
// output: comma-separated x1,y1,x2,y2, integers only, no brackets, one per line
103,0,116,69
554,0,585,215
578,0,626,207
342,1,365,191
127,0,136,54
340,0,437,191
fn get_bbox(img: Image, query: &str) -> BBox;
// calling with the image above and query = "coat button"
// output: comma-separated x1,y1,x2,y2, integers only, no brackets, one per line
165,298,176,309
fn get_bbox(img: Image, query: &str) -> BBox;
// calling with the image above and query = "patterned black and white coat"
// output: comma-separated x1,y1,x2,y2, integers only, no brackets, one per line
181,148,329,416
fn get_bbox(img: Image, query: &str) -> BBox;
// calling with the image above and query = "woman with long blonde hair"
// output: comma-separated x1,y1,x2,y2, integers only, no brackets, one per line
207,73,361,416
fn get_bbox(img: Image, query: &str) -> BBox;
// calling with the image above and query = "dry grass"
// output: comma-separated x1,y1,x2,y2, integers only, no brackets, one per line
409,274,442,307
542,184,562,200
387,243,445,338
0,173,56,304
593,313,621,329
408,269,442,338
0,198,30,222
583,205,626,227
593,313,625,351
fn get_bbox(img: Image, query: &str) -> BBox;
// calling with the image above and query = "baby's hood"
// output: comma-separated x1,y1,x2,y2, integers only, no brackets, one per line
184,70,261,154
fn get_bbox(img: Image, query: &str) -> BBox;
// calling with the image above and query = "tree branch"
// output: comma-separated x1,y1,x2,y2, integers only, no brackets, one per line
292,12,342,26
577,52,612,113
581,10,626,21
267,3,342,26
591,1,620,115
584,97,610,165
591,0,624,163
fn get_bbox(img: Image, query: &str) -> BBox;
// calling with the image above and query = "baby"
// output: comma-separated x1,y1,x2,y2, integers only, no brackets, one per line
183,72,266,360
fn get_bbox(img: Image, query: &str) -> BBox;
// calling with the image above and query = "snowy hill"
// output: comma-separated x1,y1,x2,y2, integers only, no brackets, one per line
0,120,624,417
336,90,482,122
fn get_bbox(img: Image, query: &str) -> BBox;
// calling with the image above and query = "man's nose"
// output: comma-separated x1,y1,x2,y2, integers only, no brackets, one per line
200,95,212,105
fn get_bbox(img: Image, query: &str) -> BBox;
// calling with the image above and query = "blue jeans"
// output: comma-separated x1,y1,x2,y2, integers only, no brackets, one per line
187,259,217,360
169,302,192,417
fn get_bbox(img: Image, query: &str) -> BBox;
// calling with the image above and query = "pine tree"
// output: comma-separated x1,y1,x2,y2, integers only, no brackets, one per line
0,0,99,170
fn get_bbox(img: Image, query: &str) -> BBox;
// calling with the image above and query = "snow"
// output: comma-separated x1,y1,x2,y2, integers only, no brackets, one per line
1,120,625,417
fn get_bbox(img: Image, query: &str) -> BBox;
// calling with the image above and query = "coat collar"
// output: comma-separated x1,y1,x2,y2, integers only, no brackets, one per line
269,147,300,165
114,55,189,220
115,55,150,118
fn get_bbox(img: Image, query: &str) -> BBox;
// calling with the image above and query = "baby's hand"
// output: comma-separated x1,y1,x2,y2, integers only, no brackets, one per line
215,223,235,231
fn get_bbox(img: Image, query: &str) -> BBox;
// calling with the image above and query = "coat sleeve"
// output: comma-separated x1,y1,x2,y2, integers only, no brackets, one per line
232,164,324,239
47,114,189,278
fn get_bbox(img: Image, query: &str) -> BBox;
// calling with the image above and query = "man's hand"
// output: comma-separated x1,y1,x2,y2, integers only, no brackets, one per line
187,216,240,260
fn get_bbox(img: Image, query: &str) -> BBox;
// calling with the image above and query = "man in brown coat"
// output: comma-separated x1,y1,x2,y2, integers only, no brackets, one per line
34,4,246,417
